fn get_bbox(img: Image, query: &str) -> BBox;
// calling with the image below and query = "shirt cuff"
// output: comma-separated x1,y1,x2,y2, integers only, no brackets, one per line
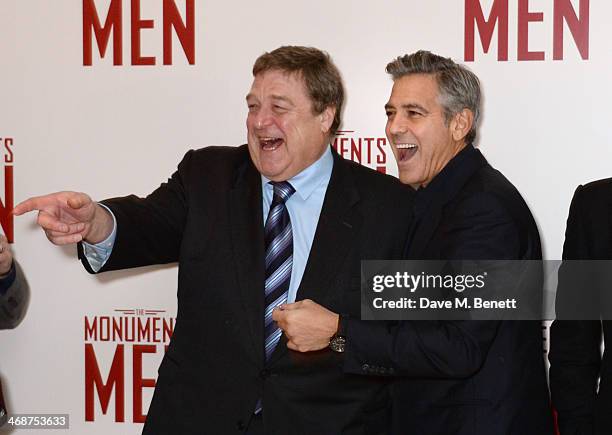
81,204,117,272
0,261,16,295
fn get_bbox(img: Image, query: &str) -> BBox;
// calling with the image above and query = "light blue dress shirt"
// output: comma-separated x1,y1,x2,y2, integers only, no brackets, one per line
83,147,334,304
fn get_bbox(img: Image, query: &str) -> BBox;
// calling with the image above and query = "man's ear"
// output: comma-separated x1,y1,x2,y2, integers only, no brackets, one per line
451,108,474,142
320,106,336,134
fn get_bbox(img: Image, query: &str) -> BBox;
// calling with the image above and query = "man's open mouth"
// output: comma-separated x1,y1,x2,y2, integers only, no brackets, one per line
396,143,418,162
260,137,284,151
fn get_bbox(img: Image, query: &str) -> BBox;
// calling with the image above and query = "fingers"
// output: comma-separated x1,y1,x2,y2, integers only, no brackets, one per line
272,307,286,323
38,210,86,245
12,197,45,216
45,232,83,245
37,211,72,233
13,192,92,216
279,301,301,311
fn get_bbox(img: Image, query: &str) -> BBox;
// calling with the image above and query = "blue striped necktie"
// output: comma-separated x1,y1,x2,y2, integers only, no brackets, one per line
263,181,295,361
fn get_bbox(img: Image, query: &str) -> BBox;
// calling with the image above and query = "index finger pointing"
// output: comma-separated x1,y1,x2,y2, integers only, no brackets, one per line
12,197,47,216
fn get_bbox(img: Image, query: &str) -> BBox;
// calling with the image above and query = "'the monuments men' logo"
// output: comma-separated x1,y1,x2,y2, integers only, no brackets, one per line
0,136,14,243
84,309,175,423
83,0,195,66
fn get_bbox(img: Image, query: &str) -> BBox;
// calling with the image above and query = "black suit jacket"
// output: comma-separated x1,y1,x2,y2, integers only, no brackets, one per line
344,145,554,435
549,178,612,435
79,145,415,435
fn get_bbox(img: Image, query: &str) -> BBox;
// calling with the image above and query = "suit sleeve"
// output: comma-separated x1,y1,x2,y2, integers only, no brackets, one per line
0,261,29,329
549,185,600,435
343,192,520,378
78,150,193,273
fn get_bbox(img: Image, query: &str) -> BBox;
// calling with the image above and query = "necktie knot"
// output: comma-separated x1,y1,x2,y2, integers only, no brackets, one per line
271,181,295,205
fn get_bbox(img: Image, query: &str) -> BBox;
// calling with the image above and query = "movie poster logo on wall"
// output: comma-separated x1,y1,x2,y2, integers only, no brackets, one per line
331,130,390,174
84,309,175,424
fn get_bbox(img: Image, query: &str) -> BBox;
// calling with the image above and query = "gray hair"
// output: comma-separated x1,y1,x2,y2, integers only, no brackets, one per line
386,50,481,145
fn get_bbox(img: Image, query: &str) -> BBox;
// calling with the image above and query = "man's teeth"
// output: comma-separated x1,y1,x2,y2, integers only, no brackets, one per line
260,137,283,150
396,144,418,149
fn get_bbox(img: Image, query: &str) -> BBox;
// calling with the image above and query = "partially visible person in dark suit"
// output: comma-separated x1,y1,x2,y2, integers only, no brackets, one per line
549,179,612,435
13,46,415,434
275,50,554,435
0,234,30,427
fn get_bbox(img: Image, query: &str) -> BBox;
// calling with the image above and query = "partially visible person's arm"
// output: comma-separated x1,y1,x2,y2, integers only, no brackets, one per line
0,236,29,329
550,185,600,435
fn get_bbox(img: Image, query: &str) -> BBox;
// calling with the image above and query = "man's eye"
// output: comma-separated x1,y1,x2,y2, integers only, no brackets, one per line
385,111,394,117
408,110,422,117
273,105,287,111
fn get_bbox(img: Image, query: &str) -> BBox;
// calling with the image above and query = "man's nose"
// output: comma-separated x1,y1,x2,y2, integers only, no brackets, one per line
253,107,273,129
388,116,407,136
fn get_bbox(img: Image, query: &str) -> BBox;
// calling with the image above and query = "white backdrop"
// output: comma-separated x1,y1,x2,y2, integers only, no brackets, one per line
0,0,608,433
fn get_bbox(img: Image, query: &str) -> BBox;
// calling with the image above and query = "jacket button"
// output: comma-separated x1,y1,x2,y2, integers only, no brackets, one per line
362,364,370,372
236,420,245,430
260,369,270,379
388,367,395,375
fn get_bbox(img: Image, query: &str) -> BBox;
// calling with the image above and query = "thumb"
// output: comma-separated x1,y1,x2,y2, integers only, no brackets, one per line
67,193,90,210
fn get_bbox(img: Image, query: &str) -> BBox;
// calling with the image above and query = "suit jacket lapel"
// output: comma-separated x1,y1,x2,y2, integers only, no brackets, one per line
228,159,265,363
269,152,361,364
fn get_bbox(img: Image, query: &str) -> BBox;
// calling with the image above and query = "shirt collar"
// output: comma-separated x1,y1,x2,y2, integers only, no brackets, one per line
261,146,334,201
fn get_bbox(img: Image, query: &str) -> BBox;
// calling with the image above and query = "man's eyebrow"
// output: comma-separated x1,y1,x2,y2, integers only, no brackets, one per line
270,95,293,105
401,103,429,113
384,103,429,113
245,94,294,105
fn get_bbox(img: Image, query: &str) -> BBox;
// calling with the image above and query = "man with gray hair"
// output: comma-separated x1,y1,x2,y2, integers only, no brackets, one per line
275,50,554,434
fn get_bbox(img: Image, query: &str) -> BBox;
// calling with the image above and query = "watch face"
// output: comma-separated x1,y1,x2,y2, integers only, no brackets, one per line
330,336,346,353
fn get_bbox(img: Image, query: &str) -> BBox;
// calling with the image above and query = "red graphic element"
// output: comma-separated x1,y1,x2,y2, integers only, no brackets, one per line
85,315,174,342
83,0,122,66
553,0,589,60
518,0,544,61
464,0,509,61
0,138,13,243
84,314,173,422
83,0,195,66
465,0,589,61
163,0,195,65
131,0,155,65
133,345,157,423
85,343,125,422
332,133,388,174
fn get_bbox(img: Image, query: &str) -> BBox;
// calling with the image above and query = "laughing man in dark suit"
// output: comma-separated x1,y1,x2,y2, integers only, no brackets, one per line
275,51,554,435
14,46,415,435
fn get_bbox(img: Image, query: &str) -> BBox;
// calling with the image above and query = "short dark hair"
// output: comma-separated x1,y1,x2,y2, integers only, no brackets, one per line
253,46,344,136
386,50,481,145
